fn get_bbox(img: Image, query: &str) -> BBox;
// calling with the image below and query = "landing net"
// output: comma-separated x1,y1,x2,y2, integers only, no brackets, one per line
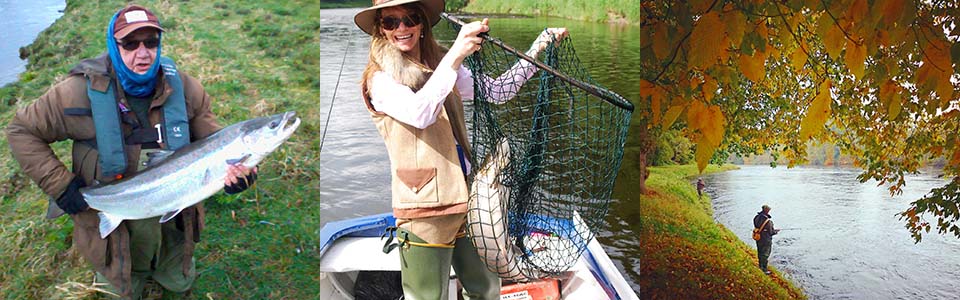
443,14,633,281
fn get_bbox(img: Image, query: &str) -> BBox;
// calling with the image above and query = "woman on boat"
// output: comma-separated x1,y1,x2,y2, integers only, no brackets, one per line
355,0,567,298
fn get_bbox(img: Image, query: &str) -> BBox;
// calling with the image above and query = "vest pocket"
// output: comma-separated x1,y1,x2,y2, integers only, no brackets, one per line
396,167,439,203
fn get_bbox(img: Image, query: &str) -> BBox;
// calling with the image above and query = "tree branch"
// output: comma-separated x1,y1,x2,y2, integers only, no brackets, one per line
819,0,862,46
653,0,720,82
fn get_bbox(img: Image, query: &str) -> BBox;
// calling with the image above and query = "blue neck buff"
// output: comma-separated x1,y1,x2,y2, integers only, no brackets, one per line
106,10,163,98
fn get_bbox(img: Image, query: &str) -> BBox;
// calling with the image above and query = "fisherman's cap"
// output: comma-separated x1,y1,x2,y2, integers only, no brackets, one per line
113,4,164,39
354,0,444,36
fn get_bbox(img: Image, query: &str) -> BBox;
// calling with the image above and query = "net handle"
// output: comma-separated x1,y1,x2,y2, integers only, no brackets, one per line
441,13,635,112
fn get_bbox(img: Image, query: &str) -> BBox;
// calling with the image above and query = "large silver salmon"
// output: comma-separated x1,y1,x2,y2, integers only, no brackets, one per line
80,111,300,239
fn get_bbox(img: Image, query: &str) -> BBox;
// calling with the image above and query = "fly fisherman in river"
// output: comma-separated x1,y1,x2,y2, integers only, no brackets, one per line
754,204,781,275
356,0,568,298
6,4,258,299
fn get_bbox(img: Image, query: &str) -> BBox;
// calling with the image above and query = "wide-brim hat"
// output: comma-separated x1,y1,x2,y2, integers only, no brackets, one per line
354,0,444,36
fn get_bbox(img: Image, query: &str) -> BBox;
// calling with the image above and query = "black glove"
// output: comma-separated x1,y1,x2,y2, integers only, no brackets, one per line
224,172,257,195
56,176,89,214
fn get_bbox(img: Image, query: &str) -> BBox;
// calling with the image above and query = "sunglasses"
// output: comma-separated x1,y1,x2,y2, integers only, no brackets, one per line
117,37,160,51
380,14,423,31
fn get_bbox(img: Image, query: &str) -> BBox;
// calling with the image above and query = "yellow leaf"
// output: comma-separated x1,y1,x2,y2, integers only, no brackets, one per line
888,93,902,120
739,52,766,82
845,0,868,25
702,74,719,102
662,105,684,129
701,105,725,146
756,19,769,40
876,29,891,48
688,12,724,70
722,11,747,47
878,79,897,104
924,39,951,72
935,70,954,104
695,140,714,173
823,21,846,60
789,44,808,71
880,0,905,26
799,81,833,140
718,36,731,62
844,39,866,79
686,100,706,130
691,104,726,172
653,22,670,61
916,63,936,93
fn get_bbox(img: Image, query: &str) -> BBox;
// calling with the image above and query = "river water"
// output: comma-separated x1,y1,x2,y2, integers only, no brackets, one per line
0,0,64,87
319,7,643,291
705,165,960,299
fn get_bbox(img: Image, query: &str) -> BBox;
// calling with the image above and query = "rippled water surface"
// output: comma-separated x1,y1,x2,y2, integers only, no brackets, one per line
0,0,64,86
705,165,960,299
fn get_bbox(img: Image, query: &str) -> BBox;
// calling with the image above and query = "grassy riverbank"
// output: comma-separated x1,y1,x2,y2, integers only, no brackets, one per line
0,0,319,299
462,0,640,25
637,164,806,299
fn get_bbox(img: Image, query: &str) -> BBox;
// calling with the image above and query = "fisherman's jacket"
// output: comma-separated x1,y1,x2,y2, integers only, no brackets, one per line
753,212,777,243
6,54,220,298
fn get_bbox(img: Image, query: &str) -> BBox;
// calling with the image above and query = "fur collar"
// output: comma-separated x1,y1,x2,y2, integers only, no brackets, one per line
370,37,432,91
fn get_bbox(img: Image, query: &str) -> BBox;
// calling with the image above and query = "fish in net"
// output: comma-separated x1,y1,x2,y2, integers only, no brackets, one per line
442,14,634,281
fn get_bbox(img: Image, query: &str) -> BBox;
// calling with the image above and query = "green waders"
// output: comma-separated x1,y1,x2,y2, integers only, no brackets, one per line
397,228,500,300
97,217,196,299
756,239,772,271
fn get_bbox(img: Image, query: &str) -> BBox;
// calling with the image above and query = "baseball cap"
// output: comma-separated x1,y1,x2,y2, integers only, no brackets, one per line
113,5,164,39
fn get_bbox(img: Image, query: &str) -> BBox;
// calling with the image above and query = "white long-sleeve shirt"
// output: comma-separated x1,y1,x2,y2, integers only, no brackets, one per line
368,60,537,129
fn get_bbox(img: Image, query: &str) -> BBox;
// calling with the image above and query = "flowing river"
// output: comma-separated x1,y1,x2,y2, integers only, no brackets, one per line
705,165,960,299
0,0,64,86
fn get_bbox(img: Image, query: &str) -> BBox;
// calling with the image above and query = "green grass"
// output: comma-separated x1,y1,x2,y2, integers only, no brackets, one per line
0,0,319,298
634,164,807,299
462,0,640,25
320,0,368,9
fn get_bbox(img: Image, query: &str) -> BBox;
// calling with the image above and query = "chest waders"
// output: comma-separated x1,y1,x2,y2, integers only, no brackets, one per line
86,57,198,298
86,56,190,179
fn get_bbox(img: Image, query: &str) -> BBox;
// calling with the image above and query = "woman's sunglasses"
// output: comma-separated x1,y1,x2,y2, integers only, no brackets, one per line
380,14,423,31
117,37,160,51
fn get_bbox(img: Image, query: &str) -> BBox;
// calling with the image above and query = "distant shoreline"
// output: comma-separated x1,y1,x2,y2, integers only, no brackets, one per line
320,0,640,25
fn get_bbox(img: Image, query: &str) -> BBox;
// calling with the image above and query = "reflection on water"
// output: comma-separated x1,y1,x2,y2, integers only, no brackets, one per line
320,7,642,291
706,165,960,299
0,0,65,86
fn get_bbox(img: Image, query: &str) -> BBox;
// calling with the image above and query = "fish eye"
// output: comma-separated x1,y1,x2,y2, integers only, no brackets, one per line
269,120,280,129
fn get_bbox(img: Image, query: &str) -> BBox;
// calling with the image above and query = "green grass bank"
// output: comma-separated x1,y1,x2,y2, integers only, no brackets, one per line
0,0,319,299
636,164,806,299
462,0,640,25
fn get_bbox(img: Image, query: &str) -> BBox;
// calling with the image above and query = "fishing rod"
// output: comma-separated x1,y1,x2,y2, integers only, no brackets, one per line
440,12,635,112
319,38,352,154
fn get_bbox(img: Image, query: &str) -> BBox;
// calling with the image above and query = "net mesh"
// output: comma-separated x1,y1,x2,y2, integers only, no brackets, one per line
447,15,633,281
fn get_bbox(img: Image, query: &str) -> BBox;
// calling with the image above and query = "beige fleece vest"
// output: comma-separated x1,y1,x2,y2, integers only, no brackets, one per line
361,78,472,219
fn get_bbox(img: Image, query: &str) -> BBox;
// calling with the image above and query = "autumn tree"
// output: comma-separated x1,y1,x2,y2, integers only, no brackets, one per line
635,0,960,242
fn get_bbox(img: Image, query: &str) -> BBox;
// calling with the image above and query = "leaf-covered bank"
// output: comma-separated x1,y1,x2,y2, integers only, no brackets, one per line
634,164,806,299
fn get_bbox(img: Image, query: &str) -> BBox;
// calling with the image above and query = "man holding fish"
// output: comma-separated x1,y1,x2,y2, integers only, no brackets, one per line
6,4,264,299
